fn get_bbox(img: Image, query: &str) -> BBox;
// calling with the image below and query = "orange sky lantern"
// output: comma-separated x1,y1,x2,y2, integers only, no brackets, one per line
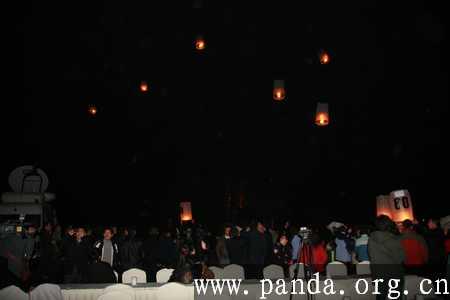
195,36,206,51
88,105,97,116
315,103,329,126
140,81,149,92
319,49,330,65
273,80,286,101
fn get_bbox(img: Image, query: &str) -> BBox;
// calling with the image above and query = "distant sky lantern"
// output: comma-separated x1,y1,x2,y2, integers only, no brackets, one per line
319,49,330,65
273,80,286,101
140,81,149,92
389,190,414,223
315,102,329,126
180,201,193,222
195,36,206,51
376,195,393,219
88,105,97,116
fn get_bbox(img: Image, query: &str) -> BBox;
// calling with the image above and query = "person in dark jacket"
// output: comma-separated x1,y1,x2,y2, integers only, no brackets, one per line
119,228,143,272
215,224,232,266
368,215,405,300
93,228,120,271
142,227,159,282
242,221,267,279
227,227,246,265
38,222,60,283
424,218,446,278
64,227,91,283
156,231,178,269
273,234,292,277
400,220,428,275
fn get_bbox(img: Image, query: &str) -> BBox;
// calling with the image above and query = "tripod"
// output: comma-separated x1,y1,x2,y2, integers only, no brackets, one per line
289,235,315,300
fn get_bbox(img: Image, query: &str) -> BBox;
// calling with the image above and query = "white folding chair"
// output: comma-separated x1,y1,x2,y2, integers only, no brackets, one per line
326,261,348,277
98,291,133,300
122,268,147,283
223,264,245,279
263,264,285,279
289,263,305,279
156,268,175,283
0,285,29,300
356,261,371,275
102,284,134,298
209,266,225,279
30,284,63,300
156,282,194,300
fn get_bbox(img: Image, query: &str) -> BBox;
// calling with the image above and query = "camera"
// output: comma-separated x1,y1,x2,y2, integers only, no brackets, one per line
298,226,312,240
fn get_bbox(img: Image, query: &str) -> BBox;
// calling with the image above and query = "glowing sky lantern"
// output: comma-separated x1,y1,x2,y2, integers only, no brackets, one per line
376,195,393,219
88,105,97,116
140,81,149,92
319,49,330,65
389,190,414,223
180,201,193,222
273,80,286,101
315,102,329,126
195,36,206,51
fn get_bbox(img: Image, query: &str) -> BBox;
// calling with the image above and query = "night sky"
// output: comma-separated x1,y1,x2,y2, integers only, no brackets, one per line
3,1,449,228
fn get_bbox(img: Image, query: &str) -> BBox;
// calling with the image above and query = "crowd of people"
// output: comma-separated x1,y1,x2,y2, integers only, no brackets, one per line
1,215,449,294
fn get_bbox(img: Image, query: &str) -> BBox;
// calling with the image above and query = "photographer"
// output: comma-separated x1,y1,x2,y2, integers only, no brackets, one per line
273,234,292,278
0,223,36,289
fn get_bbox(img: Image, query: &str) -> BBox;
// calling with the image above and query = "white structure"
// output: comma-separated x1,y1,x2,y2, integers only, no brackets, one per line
223,264,245,279
326,261,348,277
122,268,147,284
0,286,29,300
263,264,285,279
29,284,63,300
156,268,174,283
356,261,371,275
156,283,194,300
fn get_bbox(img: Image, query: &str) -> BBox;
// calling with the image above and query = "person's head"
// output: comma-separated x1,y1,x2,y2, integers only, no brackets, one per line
44,222,53,233
279,234,288,246
76,227,86,240
427,218,439,230
171,266,193,284
25,224,37,237
163,230,172,239
284,220,290,229
103,228,113,240
257,221,265,233
224,224,232,237
66,226,75,236
375,215,396,233
180,244,190,256
402,219,414,231
112,226,118,235
149,227,159,236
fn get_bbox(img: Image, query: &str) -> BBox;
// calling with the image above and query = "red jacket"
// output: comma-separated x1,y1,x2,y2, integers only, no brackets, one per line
400,230,428,266
300,243,328,273
445,238,450,255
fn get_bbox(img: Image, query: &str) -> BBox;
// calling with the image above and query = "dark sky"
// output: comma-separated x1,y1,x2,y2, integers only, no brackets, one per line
3,1,449,227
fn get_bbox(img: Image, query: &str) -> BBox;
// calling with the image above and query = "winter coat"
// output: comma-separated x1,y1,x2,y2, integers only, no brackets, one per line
93,240,120,270
400,230,428,266
119,236,143,271
355,234,369,262
368,231,405,279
